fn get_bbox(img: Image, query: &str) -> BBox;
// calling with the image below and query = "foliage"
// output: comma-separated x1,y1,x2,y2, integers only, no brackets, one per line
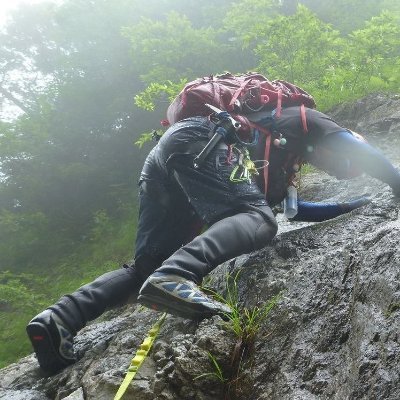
0,203,137,368
315,10,400,109
122,11,235,84
347,12,400,88
0,271,47,312
134,131,161,149
133,79,188,112
194,351,228,383
223,0,281,48
385,302,400,318
254,5,343,85
213,273,281,344
0,271,48,368
299,0,400,34
233,3,400,110
129,1,400,119
0,210,49,269
0,0,146,270
202,272,281,399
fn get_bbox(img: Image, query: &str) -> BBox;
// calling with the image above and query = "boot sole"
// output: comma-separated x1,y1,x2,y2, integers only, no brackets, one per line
138,282,231,320
26,322,73,375
137,293,212,320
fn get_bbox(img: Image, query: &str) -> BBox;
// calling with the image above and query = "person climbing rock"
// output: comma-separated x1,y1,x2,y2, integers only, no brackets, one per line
26,81,400,375
137,105,400,317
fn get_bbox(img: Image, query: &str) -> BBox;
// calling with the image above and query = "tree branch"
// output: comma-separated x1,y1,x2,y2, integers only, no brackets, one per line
0,86,30,115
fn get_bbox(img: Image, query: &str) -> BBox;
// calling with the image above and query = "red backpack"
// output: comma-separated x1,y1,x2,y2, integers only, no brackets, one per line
166,72,316,128
165,72,316,193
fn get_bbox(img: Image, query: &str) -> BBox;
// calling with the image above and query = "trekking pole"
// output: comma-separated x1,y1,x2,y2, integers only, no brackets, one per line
193,104,241,169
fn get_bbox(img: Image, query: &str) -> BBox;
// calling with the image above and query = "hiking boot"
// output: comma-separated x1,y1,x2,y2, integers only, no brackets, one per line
137,272,232,320
26,310,76,375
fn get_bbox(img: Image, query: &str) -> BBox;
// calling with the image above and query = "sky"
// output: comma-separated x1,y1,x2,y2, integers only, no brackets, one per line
0,0,60,27
0,0,61,120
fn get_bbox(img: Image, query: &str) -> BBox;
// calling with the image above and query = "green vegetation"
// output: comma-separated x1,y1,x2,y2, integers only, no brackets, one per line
0,206,136,368
0,0,399,367
213,273,281,347
130,1,400,114
385,302,400,318
202,273,281,398
194,351,228,384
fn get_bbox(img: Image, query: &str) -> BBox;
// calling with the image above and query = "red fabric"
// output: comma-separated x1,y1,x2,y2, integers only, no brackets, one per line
166,73,316,196
166,73,316,139
263,133,272,194
300,104,308,133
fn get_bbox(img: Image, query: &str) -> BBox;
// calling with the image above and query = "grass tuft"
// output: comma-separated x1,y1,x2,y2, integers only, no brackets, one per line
200,272,281,399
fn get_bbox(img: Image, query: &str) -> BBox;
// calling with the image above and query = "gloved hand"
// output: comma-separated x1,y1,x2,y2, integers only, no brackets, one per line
339,196,371,212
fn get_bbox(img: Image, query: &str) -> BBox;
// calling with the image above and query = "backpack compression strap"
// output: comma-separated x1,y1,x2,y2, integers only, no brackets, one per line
243,120,272,194
245,104,309,195
300,104,308,133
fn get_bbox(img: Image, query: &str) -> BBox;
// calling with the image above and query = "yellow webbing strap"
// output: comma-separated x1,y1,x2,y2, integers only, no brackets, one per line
114,312,167,400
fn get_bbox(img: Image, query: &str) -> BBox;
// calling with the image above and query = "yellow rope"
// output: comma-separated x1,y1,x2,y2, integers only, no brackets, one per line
114,312,167,400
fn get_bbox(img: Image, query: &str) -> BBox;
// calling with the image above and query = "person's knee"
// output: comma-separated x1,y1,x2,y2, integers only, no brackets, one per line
247,205,278,249
256,208,278,249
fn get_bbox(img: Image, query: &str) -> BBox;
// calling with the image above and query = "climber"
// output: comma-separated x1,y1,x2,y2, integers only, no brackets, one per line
26,103,400,375
137,105,400,315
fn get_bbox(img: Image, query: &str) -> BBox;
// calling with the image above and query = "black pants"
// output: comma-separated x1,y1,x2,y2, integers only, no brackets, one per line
135,122,279,286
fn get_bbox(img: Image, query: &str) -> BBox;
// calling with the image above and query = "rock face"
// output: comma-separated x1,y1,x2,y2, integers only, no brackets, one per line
1,93,399,400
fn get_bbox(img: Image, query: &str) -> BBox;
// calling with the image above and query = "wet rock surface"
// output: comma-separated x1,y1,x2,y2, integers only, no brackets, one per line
1,93,399,399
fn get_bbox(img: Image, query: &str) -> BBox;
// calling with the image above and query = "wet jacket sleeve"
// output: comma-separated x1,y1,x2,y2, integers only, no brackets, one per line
320,130,400,191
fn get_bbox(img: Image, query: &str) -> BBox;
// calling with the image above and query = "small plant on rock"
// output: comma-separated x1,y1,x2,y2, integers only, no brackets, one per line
202,272,281,399
194,351,228,383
